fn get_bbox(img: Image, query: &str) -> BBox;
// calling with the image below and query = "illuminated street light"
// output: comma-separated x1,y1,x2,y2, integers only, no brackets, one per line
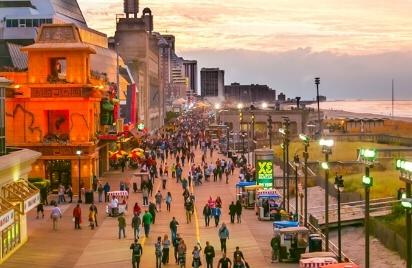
299,134,309,143
214,103,221,110
279,128,286,135
76,149,82,203
321,162,329,170
237,103,243,110
362,175,373,186
261,102,268,109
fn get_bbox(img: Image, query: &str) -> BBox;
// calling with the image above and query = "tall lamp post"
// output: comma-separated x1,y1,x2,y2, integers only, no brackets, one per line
293,154,300,219
76,149,83,203
396,159,412,268
251,112,255,151
359,148,377,268
214,103,221,123
279,117,290,212
314,77,321,136
261,102,272,149
299,134,310,226
319,138,334,251
334,174,344,262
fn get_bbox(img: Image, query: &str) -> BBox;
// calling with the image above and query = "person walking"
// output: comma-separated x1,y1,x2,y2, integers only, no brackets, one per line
204,241,215,268
66,185,73,203
130,238,143,268
218,223,229,253
133,202,142,216
169,217,179,241
229,202,236,224
162,173,168,190
155,236,163,268
88,206,95,229
149,201,158,224
192,242,202,268
165,192,172,212
217,252,232,268
36,203,44,219
155,191,163,211
213,206,221,227
142,210,153,237
162,234,171,264
173,233,182,264
118,214,126,239
73,203,82,230
235,200,242,224
103,182,110,202
132,213,141,239
90,202,98,227
97,183,104,202
177,238,187,267
185,198,193,223
50,202,62,230
203,203,212,227
233,247,245,265
142,186,149,206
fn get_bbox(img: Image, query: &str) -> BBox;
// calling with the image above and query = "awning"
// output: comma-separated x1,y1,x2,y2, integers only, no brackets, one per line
2,180,40,213
0,197,17,231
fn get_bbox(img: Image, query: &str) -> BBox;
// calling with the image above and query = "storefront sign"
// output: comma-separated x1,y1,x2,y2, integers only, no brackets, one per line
0,209,14,232
256,159,273,189
24,193,40,212
257,189,278,197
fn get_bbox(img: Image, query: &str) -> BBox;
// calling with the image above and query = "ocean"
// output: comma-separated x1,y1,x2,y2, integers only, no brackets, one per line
308,100,412,118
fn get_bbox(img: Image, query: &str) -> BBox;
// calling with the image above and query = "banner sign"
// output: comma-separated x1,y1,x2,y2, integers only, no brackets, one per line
24,193,40,212
0,209,14,232
256,159,273,189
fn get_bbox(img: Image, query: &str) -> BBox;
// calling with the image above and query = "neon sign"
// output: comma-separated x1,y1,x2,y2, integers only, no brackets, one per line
257,160,273,189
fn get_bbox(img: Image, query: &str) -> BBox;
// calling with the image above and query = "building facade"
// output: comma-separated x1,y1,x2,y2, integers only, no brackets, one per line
114,8,164,130
183,59,197,99
200,67,224,102
224,83,276,105
0,78,41,264
2,24,120,193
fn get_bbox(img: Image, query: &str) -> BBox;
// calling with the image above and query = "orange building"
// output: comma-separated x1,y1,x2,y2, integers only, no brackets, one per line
2,24,120,193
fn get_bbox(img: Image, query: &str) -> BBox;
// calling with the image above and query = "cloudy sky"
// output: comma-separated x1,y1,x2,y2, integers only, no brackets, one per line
78,0,412,100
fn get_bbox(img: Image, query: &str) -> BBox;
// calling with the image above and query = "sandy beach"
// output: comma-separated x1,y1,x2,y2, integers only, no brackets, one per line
323,109,412,122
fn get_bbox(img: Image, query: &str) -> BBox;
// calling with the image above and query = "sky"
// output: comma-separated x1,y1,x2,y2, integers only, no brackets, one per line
77,0,412,100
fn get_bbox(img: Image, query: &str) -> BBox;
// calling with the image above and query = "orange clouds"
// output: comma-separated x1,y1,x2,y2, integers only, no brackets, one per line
78,0,412,54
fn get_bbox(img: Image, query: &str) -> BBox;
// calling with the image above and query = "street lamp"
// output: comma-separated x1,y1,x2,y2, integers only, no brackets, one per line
251,113,255,148
396,159,412,268
299,134,310,226
261,102,268,109
267,115,273,149
279,117,290,212
319,138,334,251
76,149,82,203
214,103,221,123
314,77,321,136
359,148,377,268
280,142,286,209
334,174,344,262
294,154,300,220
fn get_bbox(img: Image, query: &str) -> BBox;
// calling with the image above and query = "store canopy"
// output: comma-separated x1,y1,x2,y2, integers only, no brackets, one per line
0,197,17,231
1,179,40,213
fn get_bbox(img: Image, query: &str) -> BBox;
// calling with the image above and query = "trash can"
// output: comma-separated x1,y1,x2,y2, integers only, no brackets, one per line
85,191,94,204
309,235,322,252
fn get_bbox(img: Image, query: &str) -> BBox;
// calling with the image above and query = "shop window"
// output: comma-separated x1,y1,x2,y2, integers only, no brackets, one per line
49,58,67,81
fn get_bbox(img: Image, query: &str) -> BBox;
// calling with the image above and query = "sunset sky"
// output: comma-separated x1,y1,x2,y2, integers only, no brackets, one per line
78,0,412,99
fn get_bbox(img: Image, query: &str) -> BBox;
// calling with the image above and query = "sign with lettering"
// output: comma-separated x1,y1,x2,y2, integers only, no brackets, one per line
256,189,278,197
0,209,14,232
31,88,92,98
256,159,273,189
24,193,40,213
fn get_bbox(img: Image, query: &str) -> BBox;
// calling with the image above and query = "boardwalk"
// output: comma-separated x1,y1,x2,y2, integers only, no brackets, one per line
3,148,299,268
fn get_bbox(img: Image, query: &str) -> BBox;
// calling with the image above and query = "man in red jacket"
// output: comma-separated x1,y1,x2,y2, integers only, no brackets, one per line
73,203,82,229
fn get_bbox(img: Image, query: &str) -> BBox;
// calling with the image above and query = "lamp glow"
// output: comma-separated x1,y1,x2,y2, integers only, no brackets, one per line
214,103,221,109
321,162,329,170
299,134,309,143
237,103,243,109
76,150,82,156
396,159,412,172
279,128,286,135
362,175,373,186
360,148,377,160
401,197,412,209
261,102,268,109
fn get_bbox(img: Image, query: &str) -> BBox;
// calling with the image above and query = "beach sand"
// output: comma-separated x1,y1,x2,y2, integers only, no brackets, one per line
323,109,412,122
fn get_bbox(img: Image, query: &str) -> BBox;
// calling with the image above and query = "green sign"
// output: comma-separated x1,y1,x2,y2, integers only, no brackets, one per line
257,159,273,189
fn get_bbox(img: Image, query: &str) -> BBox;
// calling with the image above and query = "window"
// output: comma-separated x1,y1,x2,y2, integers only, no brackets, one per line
46,18,53,24
50,58,67,80
25,19,32,27
33,19,39,27
18,19,25,27
40,19,46,25
45,110,70,138
2,220,20,256
6,19,19,28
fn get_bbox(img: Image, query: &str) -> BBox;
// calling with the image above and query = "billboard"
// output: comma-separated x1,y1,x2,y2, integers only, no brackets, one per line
256,159,273,189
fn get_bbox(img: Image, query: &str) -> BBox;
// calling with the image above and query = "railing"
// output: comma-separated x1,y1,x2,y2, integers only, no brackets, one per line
308,197,398,224
289,202,354,263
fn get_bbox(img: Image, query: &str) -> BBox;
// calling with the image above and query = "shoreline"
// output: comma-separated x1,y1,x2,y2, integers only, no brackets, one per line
323,109,412,123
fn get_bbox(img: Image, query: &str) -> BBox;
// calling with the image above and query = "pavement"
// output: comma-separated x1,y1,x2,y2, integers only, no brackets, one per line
2,147,299,268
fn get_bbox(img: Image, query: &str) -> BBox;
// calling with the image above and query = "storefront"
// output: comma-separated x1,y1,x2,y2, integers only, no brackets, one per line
0,149,40,264
0,179,40,263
